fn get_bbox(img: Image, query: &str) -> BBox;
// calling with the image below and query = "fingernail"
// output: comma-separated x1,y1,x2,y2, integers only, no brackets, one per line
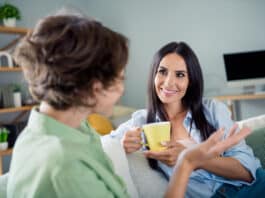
160,141,167,146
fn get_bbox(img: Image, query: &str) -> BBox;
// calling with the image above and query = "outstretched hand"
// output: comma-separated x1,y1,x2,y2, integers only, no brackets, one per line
165,125,251,198
181,124,251,170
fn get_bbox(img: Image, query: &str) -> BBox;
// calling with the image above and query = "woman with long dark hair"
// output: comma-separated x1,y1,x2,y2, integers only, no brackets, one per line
111,41,264,197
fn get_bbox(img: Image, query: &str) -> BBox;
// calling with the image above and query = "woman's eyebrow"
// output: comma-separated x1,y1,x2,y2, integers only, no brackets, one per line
158,66,187,73
176,70,188,73
158,65,167,69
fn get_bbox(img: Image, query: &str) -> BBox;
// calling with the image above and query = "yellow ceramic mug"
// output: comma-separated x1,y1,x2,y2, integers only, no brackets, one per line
143,121,171,151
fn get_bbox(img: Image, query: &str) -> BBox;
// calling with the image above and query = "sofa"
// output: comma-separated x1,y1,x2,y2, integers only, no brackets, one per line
0,114,264,198
103,114,265,198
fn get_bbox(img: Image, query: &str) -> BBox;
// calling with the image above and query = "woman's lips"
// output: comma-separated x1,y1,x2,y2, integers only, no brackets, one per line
161,88,178,96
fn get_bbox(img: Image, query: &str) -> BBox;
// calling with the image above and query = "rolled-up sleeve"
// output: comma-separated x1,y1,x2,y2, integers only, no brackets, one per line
208,99,261,185
110,109,147,140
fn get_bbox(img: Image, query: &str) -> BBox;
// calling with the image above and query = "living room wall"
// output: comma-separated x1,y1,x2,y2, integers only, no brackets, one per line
2,0,265,120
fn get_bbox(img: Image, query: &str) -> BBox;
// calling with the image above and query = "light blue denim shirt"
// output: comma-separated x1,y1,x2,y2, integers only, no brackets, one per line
110,99,261,198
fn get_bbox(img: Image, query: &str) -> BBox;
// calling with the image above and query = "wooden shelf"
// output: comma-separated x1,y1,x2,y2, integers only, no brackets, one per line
0,27,30,174
0,26,29,35
0,67,22,72
0,148,12,156
214,93,265,101
0,26,29,51
0,105,34,114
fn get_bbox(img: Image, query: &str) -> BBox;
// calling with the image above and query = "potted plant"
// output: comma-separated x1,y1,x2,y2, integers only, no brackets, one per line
0,3,21,27
11,83,22,107
0,127,9,150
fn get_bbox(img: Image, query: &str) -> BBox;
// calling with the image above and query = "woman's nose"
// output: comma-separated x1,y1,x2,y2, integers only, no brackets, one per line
164,74,174,86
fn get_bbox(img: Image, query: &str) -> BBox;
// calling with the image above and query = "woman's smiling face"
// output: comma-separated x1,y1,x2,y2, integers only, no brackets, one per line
154,53,189,105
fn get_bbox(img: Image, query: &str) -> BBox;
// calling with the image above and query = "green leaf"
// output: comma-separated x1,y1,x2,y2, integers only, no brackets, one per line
0,3,21,20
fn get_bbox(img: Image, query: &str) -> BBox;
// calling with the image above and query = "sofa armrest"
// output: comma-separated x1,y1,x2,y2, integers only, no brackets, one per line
245,127,265,169
237,114,265,130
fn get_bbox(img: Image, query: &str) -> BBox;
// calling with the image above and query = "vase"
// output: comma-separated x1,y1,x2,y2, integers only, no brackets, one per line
0,142,8,150
13,92,22,107
3,18,16,27
0,51,14,68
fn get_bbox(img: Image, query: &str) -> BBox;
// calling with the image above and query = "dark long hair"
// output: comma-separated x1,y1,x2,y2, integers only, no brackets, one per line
146,42,216,170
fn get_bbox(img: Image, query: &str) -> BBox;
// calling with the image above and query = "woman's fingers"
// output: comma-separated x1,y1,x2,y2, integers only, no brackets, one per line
160,141,186,149
125,143,142,153
121,126,143,153
123,135,142,144
211,127,251,154
169,126,252,171
203,128,225,151
227,123,238,138
144,150,170,160
144,144,186,166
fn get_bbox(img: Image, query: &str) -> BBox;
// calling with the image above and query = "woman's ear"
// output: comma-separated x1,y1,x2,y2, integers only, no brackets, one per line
92,80,106,97
83,81,104,107
92,80,103,91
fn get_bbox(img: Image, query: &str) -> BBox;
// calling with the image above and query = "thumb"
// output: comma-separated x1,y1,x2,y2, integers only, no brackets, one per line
134,127,142,134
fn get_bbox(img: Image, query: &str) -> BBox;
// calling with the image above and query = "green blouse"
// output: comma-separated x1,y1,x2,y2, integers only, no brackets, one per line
7,108,129,198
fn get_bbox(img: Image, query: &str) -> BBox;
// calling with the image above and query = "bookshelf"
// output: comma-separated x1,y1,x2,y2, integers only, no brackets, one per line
0,26,30,113
0,26,32,175
1,26,32,117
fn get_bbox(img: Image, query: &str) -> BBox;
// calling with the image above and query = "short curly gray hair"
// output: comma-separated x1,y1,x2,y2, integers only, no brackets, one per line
14,14,128,110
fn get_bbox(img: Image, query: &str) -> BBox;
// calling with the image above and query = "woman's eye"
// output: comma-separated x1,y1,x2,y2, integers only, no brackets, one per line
158,69,167,75
176,72,185,77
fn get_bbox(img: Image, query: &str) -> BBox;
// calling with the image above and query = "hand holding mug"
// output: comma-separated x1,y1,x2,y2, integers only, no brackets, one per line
121,127,142,153
144,141,186,167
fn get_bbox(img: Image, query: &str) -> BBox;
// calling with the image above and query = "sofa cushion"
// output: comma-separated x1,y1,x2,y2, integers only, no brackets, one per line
100,135,139,198
101,135,168,198
87,114,114,135
245,127,265,168
127,151,168,198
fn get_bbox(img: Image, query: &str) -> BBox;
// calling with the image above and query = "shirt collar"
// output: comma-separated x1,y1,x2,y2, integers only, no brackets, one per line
27,107,94,138
155,109,193,121
154,109,196,130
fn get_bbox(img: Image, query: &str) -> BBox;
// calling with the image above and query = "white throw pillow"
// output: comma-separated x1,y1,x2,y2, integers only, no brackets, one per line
127,151,168,198
237,114,265,130
101,135,139,198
